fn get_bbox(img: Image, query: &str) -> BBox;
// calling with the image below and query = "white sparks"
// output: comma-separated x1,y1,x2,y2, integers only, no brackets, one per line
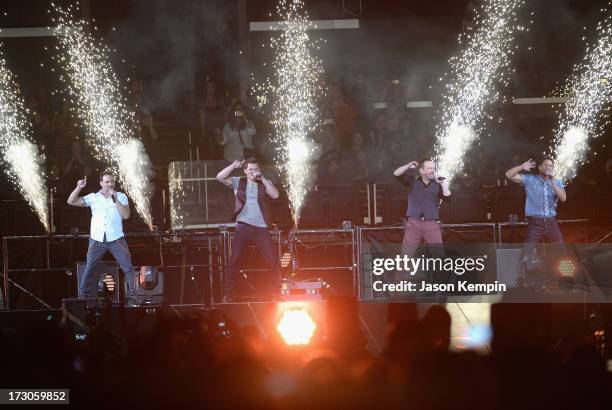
167,162,186,230
435,0,525,182
116,139,153,221
0,48,49,232
51,4,154,230
270,0,322,227
552,6,612,182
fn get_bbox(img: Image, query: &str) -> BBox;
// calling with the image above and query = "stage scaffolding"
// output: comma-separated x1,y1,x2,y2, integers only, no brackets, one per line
1,220,590,310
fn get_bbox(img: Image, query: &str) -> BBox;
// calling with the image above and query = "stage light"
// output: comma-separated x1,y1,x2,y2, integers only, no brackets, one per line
128,266,164,306
102,273,116,293
555,258,577,277
280,252,292,268
280,280,324,301
276,307,316,346
554,257,578,292
97,272,117,299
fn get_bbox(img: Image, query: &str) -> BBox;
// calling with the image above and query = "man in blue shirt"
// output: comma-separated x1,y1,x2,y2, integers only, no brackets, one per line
505,157,567,282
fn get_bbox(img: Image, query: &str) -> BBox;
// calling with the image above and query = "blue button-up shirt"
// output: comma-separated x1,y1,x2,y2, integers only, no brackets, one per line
521,174,563,218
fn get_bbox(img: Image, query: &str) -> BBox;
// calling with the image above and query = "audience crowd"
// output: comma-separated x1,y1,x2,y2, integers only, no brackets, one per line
4,72,609,233
1,298,609,408
16,71,612,196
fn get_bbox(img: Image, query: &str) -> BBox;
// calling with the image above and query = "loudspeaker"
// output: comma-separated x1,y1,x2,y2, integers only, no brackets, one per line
496,248,523,288
126,266,165,305
76,261,120,304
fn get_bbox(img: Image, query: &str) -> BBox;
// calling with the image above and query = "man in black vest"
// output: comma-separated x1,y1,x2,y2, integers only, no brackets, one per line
216,157,280,302
393,158,451,259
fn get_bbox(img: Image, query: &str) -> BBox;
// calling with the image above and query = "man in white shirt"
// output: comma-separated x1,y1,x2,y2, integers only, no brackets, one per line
67,171,135,300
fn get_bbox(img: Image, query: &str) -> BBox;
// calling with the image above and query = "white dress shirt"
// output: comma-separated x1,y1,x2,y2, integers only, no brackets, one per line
83,191,129,242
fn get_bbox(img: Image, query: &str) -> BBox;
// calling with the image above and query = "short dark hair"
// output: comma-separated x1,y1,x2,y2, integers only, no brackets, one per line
419,158,433,169
99,171,115,181
539,157,555,166
242,157,260,169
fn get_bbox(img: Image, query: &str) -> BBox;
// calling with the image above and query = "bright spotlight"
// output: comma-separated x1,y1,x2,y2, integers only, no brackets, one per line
553,257,579,292
280,252,292,269
556,258,577,277
102,273,116,293
276,307,316,346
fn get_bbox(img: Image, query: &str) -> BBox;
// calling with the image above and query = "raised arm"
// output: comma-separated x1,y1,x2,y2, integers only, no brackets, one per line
67,177,87,207
439,178,451,199
393,160,418,177
216,160,243,187
505,159,535,184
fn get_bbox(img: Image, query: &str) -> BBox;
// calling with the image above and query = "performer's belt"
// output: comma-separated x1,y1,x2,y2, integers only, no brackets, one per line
406,216,438,222
526,216,557,221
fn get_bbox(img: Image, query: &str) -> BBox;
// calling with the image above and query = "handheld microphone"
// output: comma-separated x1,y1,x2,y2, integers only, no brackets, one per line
436,176,446,181
111,194,117,203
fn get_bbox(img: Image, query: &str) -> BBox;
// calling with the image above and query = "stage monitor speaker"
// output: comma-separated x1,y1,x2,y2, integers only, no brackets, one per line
496,248,522,288
76,261,120,304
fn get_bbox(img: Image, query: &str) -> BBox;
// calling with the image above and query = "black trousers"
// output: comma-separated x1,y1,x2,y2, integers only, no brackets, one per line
225,222,280,297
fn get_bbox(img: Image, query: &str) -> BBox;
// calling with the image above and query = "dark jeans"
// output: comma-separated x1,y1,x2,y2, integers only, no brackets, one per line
523,216,566,256
226,222,280,297
522,217,566,280
79,237,135,298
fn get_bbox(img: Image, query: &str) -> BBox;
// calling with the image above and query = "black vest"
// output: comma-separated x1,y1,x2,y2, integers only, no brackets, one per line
406,178,442,220
232,178,271,226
